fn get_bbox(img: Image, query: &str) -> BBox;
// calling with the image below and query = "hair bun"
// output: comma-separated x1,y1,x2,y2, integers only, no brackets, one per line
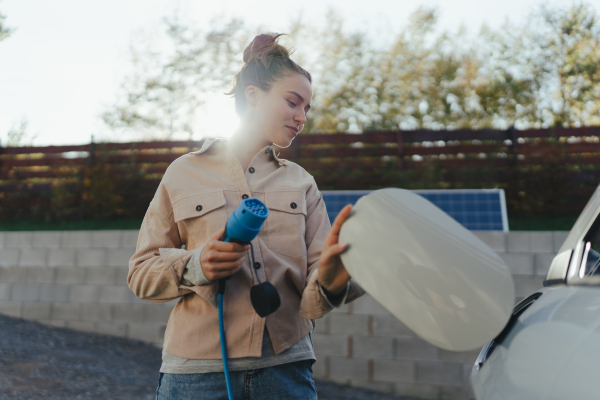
226,32,311,116
243,33,289,64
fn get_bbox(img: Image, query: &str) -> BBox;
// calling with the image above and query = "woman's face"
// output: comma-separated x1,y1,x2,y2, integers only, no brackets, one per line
245,72,312,148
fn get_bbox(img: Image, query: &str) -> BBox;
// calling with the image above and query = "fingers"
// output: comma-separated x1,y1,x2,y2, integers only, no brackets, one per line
210,240,248,253
203,261,243,281
331,204,352,235
323,242,348,259
204,249,247,263
325,204,352,246
210,226,226,241
206,227,248,253
333,242,349,254
202,227,251,281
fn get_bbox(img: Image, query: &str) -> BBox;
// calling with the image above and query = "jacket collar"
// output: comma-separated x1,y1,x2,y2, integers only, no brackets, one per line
191,138,287,167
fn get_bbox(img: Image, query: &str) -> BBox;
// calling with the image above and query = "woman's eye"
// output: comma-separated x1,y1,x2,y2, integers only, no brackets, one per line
288,101,297,107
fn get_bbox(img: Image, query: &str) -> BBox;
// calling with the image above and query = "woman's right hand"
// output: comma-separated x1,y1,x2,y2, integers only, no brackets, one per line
200,227,249,281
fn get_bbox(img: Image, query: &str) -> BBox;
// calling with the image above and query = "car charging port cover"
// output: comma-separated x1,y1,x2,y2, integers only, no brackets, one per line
339,188,515,352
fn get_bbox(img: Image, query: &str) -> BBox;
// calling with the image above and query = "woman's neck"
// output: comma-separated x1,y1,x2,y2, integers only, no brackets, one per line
227,127,270,172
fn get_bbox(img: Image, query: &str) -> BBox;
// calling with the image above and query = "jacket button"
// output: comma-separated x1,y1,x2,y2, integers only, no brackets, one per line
254,262,261,269
242,194,249,199
290,202,297,209
249,167,255,173
196,205,202,212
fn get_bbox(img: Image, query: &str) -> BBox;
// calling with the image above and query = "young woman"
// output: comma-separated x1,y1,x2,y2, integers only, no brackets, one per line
129,33,364,400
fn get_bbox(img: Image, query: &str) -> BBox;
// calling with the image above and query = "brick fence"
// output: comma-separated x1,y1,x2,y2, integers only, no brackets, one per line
0,230,568,400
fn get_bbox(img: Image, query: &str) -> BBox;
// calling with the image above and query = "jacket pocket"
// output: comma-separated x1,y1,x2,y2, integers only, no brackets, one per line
172,191,227,246
264,190,307,259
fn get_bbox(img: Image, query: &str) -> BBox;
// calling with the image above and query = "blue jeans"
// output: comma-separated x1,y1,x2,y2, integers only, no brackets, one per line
156,360,317,400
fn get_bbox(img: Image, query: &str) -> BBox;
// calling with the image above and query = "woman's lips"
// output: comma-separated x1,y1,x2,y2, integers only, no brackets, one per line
286,126,298,136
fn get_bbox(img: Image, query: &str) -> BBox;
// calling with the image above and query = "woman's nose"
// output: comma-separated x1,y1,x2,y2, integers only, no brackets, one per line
294,111,306,125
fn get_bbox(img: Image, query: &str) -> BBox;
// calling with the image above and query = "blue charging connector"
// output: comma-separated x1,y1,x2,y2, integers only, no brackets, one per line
218,198,273,400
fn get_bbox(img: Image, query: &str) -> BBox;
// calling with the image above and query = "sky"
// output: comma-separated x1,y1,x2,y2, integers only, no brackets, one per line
0,0,597,146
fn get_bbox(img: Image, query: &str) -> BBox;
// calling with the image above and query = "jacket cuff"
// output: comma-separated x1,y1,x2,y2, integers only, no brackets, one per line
318,280,349,308
299,267,333,319
158,247,193,284
181,246,211,286
159,247,218,308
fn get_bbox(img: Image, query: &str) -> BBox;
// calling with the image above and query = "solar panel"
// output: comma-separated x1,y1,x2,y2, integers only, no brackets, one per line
321,189,509,232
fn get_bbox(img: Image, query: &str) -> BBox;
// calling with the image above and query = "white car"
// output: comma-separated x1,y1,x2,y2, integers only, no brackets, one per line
471,184,600,400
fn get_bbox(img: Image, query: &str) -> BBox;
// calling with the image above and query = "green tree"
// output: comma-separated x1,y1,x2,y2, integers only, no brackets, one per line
103,4,600,138
103,16,250,140
307,3,600,132
382,8,490,131
0,7,13,42
473,22,541,130
469,2,600,129
304,10,376,133
6,116,37,146
535,3,600,127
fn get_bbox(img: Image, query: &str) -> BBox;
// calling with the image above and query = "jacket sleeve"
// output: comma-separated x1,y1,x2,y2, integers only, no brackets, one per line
128,182,194,303
299,180,365,319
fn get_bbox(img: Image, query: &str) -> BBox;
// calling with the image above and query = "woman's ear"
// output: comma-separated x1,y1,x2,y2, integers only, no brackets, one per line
245,85,259,107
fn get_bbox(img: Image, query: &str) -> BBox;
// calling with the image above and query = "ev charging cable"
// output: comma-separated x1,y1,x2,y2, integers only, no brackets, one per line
217,291,233,399
217,198,280,400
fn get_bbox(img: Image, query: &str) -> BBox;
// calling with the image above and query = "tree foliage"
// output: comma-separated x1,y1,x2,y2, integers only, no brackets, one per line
534,3,600,127
103,16,250,140
301,3,600,132
0,8,13,43
6,116,37,146
103,3,600,139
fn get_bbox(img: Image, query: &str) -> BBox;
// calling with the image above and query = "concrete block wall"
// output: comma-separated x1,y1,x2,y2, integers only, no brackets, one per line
312,296,479,399
0,230,176,346
0,230,568,399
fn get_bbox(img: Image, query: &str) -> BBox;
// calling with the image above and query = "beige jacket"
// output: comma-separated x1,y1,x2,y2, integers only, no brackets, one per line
128,138,363,360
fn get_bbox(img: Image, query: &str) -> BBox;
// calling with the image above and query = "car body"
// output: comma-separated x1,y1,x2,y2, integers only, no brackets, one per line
470,184,600,400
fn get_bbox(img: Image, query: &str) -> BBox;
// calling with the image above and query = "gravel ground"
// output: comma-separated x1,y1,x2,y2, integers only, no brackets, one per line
0,315,420,400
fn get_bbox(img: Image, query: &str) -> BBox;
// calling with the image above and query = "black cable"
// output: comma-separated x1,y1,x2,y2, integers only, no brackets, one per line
249,242,262,284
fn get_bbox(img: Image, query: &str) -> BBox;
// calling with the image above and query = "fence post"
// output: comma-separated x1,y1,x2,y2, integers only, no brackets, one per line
396,131,404,170
505,126,519,195
508,125,518,164
88,135,95,166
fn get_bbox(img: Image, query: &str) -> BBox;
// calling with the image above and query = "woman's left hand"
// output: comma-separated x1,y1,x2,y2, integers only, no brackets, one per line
318,204,353,295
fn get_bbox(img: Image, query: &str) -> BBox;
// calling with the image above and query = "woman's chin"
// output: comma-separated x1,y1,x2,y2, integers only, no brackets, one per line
272,138,294,149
